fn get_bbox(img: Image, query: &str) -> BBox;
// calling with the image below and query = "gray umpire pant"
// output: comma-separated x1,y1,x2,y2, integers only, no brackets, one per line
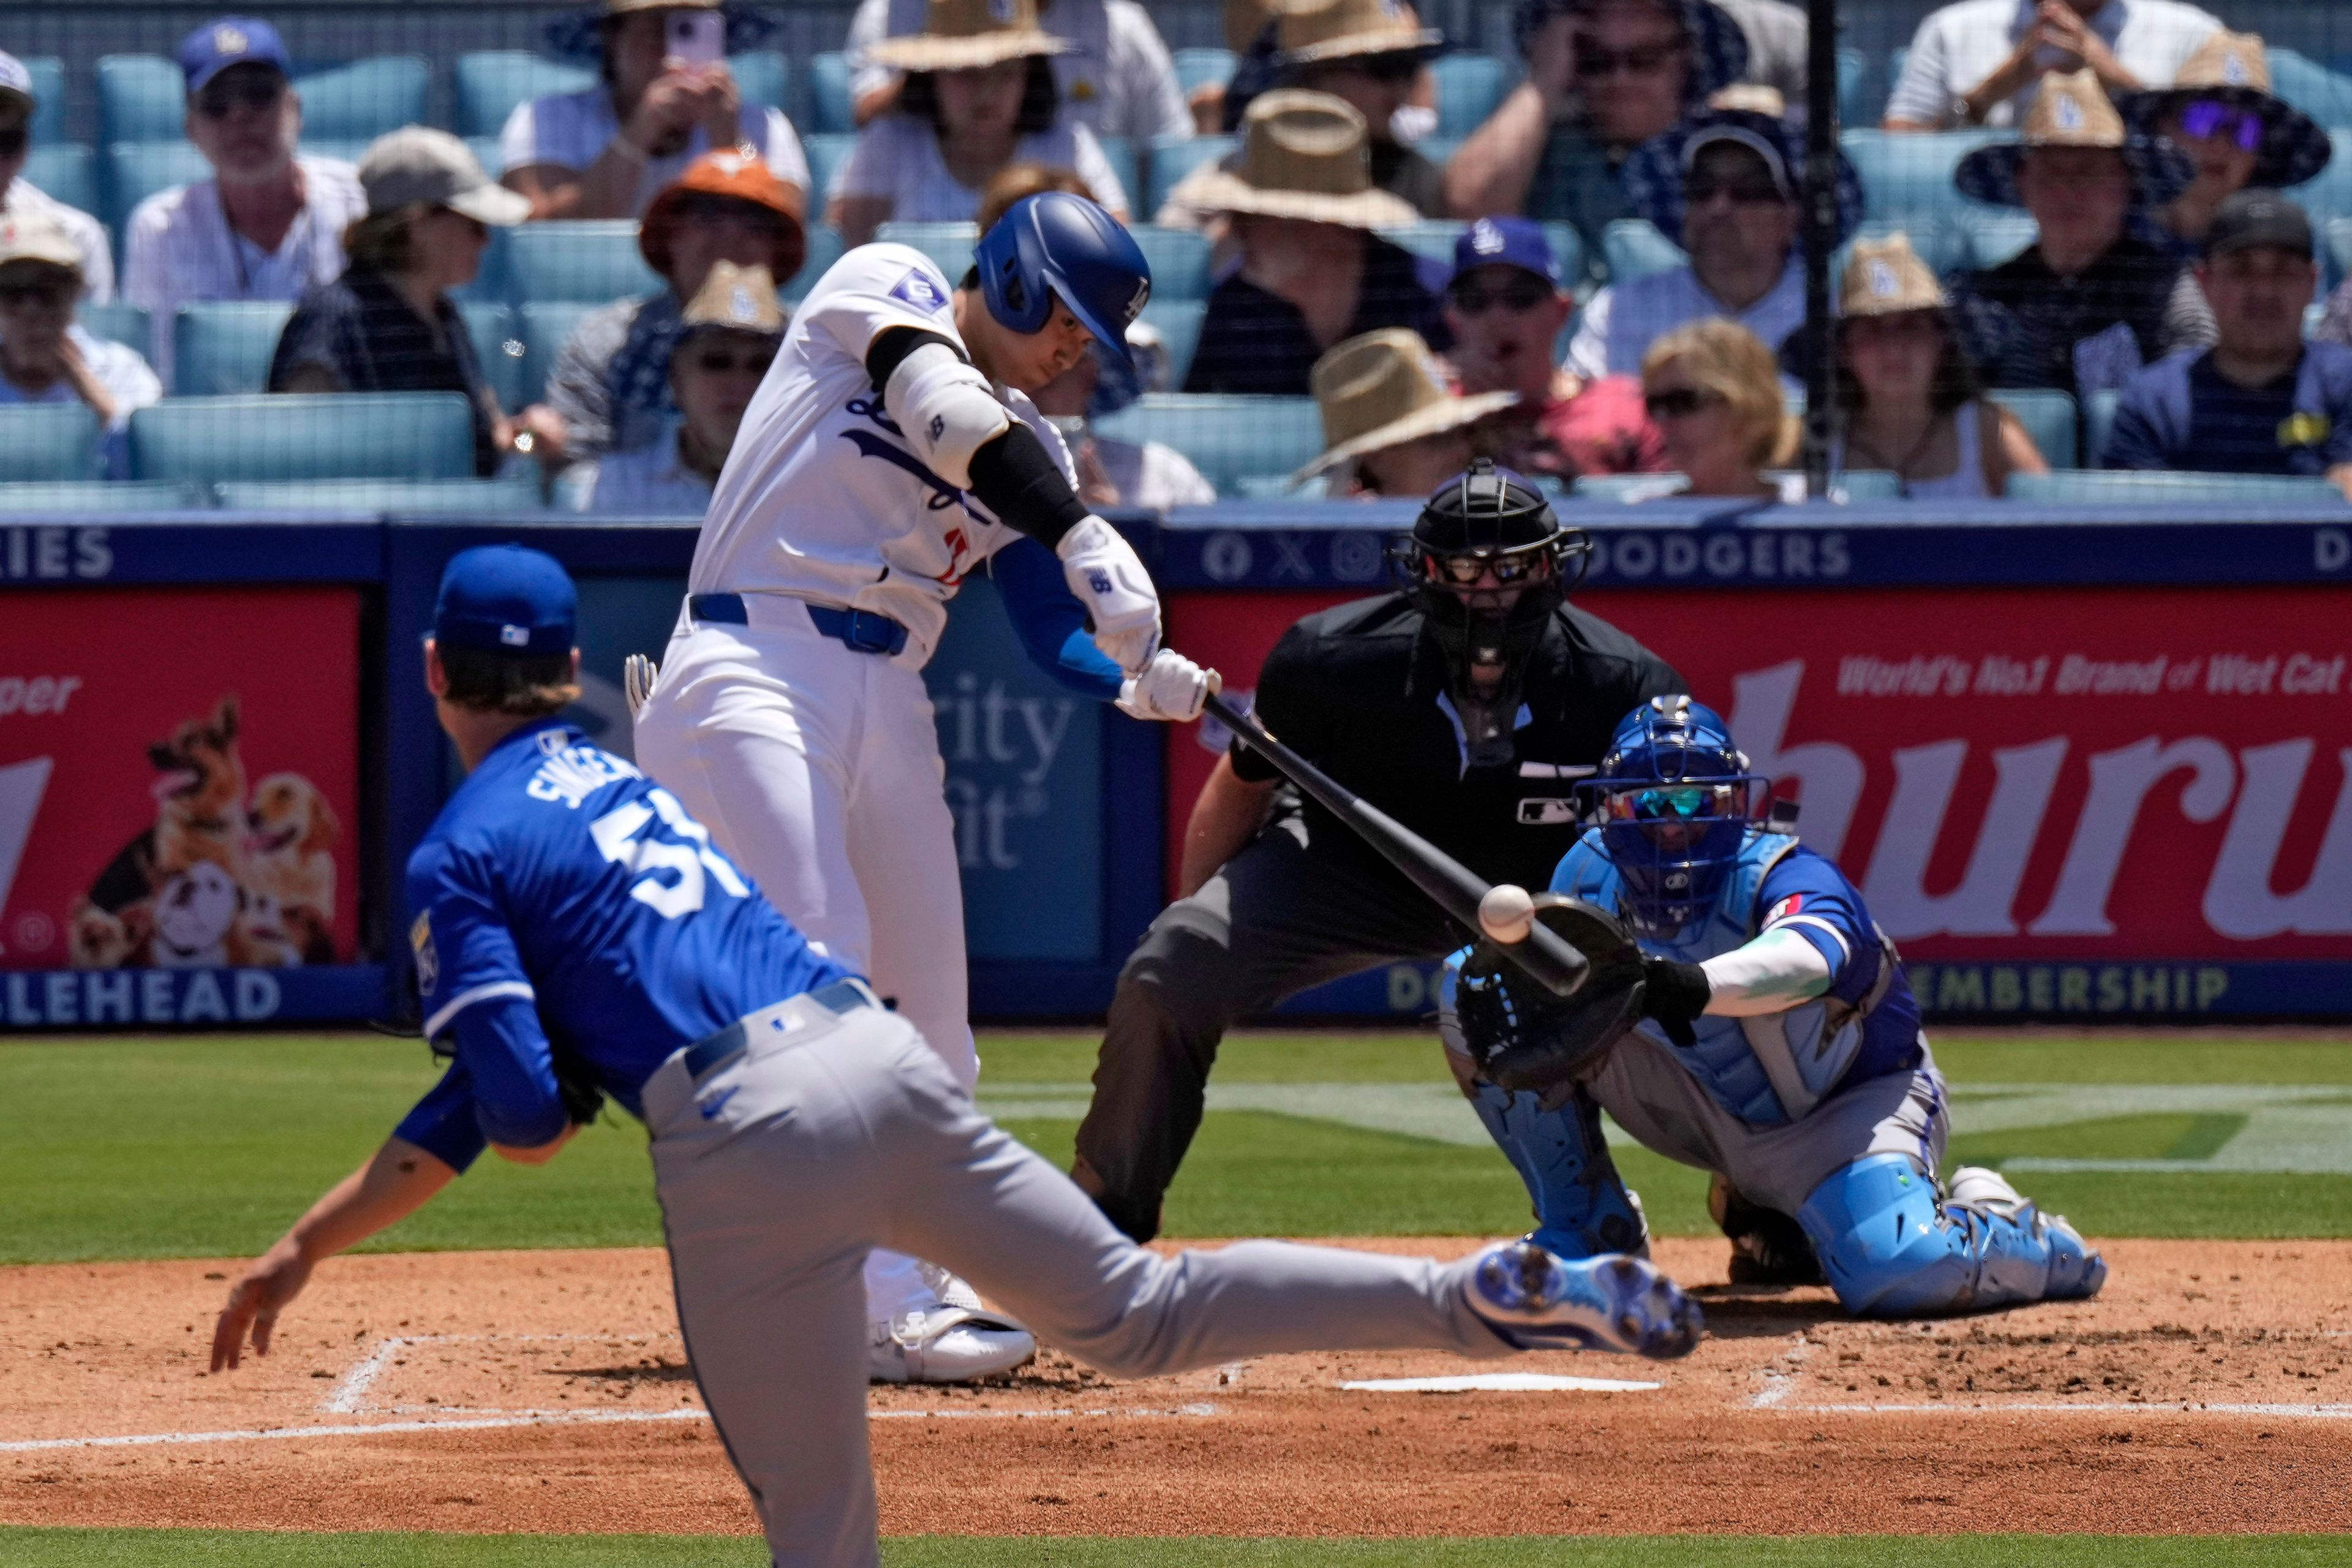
1074,813,1468,1243
643,991,1510,1568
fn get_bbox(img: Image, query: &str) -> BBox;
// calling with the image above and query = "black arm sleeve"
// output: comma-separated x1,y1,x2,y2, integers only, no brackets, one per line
863,325,962,392
965,421,1089,550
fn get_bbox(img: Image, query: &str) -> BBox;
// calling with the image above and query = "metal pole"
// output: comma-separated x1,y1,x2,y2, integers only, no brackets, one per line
1802,0,1839,497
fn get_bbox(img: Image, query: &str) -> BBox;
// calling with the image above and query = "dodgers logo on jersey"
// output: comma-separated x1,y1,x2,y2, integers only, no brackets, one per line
409,910,439,994
890,266,949,314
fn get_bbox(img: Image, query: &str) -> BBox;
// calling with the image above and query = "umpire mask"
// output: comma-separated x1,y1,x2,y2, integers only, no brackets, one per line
1401,461,1589,767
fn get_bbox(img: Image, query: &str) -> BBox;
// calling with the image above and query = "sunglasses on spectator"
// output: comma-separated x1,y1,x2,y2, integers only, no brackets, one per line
194,74,286,119
688,347,777,375
676,194,788,233
1574,37,1687,78
1643,386,1721,420
1448,276,1553,315
1685,174,1787,206
0,277,72,308
0,126,26,158
2179,98,2265,152
1349,53,1423,84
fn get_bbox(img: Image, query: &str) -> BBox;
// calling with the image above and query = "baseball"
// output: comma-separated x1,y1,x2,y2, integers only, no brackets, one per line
1478,883,1536,944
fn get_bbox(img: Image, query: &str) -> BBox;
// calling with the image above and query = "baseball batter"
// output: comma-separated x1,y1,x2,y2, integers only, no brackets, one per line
211,546,1705,1568
630,191,1214,1382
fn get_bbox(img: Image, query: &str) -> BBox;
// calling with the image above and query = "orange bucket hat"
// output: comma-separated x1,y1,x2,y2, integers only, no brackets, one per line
639,149,809,288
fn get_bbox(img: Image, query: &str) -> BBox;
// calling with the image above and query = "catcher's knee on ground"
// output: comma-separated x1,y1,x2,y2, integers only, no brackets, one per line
1796,1153,2106,1316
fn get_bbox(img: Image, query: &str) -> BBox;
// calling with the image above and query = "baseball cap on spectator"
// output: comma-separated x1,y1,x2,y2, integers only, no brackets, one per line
434,545,578,658
176,17,292,94
677,259,786,342
1449,217,1561,289
641,149,809,289
2202,189,2313,262
1622,105,1863,248
0,51,36,113
1293,328,1516,483
359,127,532,226
0,210,86,276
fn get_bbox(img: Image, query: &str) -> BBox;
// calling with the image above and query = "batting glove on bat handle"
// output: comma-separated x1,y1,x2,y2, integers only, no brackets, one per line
624,654,659,720
1057,515,1161,674
1116,652,1219,723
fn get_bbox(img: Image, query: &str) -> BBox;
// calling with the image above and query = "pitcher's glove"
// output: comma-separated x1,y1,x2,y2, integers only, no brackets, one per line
1442,895,1647,1096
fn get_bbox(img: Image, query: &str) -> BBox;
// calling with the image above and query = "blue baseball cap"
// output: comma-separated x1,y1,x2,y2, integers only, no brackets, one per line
178,17,293,95
1449,216,1559,289
433,545,577,658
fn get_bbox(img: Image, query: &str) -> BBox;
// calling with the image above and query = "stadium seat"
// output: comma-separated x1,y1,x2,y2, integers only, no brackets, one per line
1600,219,1684,284
507,222,661,304
876,221,979,281
22,145,96,220
1841,219,1966,279
1841,129,2002,228
2008,469,2351,505
98,55,428,145
1147,134,1232,214
518,300,598,407
94,55,185,145
1138,298,1207,388
214,477,546,513
0,480,199,512
80,302,152,354
2326,218,2352,290
786,225,848,300
172,301,293,396
1091,393,1323,492
1380,221,1464,268
1573,472,1691,502
1956,207,2036,270
1099,134,1140,209
1836,46,1871,130
1831,469,1903,500
801,132,857,201
2081,389,2120,467
130,393,481,485
1431,51,1510,138
1986,387,2078,469
729,51,790,114
0,404,102,481
2265,48,2352,126
24,57,64,143
461,302,526,414
806,52,854,135
2283,132,2352,243
452,221,517,304
455,51,596,139
1173,48,1235,98
1133,225,1211,300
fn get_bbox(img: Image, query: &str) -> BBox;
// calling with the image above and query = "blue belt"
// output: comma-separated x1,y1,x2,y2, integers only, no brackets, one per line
688,592,909,657
680,979,877,1085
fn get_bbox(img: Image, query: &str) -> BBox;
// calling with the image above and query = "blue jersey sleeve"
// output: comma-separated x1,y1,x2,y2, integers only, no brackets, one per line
393,1059,490,1174
1755,848,1872,990
992,535,1125,701
409,836,570,1152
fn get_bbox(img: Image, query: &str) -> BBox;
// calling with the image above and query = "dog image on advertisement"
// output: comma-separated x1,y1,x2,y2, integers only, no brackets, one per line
74,696,255,968
243,771,340,965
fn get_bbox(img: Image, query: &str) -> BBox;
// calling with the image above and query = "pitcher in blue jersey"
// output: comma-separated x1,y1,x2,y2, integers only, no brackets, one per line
208,545,1703,1568
1441,695,2106,1317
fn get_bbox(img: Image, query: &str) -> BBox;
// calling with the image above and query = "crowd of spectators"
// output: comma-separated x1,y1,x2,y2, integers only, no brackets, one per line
9,0,2352,507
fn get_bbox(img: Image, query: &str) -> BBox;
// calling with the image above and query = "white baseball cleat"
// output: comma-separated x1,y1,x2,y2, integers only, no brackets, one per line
868,1267,1036,1384
1466,1239,1704,1359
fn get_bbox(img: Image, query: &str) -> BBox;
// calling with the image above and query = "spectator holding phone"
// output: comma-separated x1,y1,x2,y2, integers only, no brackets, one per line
504,0,811,221
0,51,113,302
0,213,160,478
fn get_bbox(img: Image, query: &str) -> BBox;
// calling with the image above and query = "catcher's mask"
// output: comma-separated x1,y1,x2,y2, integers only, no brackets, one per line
1396,459,1590,766
1583,695,1768,937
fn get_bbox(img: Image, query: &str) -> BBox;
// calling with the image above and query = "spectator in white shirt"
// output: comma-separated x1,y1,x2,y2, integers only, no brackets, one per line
1883,0,2219,132
847,0,1190,141
1031,320,1216,508
503,0,811,221
0,51,114,303
831,0,1129,246
1567,104,1857,378
0,212,162,478
123,17,366,390
576,259,783,513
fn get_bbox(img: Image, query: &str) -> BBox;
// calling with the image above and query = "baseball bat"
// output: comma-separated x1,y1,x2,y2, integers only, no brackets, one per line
1202,691,1590,998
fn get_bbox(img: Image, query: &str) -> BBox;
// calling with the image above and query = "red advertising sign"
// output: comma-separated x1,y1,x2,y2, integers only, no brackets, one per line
1166,585,2352,963
0,588,363,973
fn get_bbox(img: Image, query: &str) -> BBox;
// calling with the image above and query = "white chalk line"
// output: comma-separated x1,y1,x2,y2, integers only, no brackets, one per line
1763,1400,2352,1419
1340,1373,1660,1394
323,1331,676,1414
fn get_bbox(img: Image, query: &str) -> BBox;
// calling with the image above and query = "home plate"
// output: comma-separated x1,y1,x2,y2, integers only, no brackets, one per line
1338,1373,1662,1394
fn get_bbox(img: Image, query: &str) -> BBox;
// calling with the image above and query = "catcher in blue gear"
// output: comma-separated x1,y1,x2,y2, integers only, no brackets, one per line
1440,695,2107,1316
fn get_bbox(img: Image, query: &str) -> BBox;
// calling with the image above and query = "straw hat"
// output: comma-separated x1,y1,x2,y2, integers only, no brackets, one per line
1173,90,1419,228
1954,68,2193,209
677,260,786,344
866,0,1072,73
641,148,809,287
1277,0,1444,67
1838,233,1945,318
1294,328,1517,483
2124,31,2331,192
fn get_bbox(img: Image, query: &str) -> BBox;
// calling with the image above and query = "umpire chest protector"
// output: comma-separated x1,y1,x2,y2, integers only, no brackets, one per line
1552,828,1899,1128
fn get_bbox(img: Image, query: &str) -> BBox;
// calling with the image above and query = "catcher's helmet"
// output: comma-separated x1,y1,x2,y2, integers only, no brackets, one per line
975,192,1152,367
1586,696,1768,935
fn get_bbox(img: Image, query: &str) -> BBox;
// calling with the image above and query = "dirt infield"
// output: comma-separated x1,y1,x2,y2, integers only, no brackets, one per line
4,1238,2348,1538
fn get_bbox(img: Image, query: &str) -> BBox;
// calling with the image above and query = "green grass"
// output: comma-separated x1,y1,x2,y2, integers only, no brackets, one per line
2,1532,2346,1567
2,1030,2348,1264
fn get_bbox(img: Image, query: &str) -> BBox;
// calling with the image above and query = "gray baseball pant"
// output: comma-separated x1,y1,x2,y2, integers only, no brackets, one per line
642,995,1512,1568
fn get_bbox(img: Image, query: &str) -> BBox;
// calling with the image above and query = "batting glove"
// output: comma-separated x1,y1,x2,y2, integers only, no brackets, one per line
1116,649,1218,723
1057,515,1161,673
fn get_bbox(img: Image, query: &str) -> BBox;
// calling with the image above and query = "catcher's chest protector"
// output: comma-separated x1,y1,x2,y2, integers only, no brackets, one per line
1553,829,1872,1128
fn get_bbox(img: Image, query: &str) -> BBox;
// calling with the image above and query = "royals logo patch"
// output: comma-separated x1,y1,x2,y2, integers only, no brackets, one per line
890,266,949,314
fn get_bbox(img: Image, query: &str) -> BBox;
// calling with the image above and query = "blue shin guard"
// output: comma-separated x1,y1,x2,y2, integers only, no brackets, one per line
1468,1082,1648,1259
1796,1154,2107,1316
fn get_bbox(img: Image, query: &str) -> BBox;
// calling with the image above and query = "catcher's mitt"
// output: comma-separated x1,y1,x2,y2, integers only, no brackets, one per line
1458,895,1647,1096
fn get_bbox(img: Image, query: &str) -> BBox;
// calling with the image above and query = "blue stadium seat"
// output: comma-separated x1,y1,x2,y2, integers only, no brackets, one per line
2008,469,2351,504
1380,221,1468,268
1832,470,1904,500
172,301,293,396
98,55,428,144
1986,387,2078,468
1574,472,1691,502
452,221,518,304
518,300,598,407
1099,134,1140,209
1133,225,1211,301
2081,388,2120,467
1841,129,2002,227
0,405,104,481
461,302,526,413
874,221,978,280
95,55,185,145
0,480,200,512
802,132,857,202
455,51,596,139
24,57,65,143
729,51,790,115
23,144,96,219
1600,219,1684,284
1540,222,1587,286
786,225,848,300
1416,133,1463,170
507,222,661,304
1147,134,1232,214
1431,51,1510,138
1091,393,1323,491
1836,46,1871,130
214,477,546,513
80,302,152,354
106,139,369,233
806,52,854,135
131,393,481,485
2284,132,2352,239
2266,49,2352,126
1954,206,2035,270
1841,219,1966,279
1138,298,1206,388
1173,48,1235,98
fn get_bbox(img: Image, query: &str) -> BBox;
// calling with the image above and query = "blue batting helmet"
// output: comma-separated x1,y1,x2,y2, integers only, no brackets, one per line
975,192,1152,368
1585,696,1767,936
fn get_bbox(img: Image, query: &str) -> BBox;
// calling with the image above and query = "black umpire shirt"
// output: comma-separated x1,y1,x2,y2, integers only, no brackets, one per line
1229,593,1683,891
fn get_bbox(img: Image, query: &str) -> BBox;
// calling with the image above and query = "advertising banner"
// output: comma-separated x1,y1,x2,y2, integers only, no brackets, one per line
0,587,367,1027
1166,584,2352,1017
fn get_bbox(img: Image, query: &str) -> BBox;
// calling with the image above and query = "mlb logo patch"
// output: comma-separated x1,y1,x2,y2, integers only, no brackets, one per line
891,266,949,314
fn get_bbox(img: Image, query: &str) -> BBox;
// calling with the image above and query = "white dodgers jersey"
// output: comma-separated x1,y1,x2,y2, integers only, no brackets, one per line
687,243,1079,664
